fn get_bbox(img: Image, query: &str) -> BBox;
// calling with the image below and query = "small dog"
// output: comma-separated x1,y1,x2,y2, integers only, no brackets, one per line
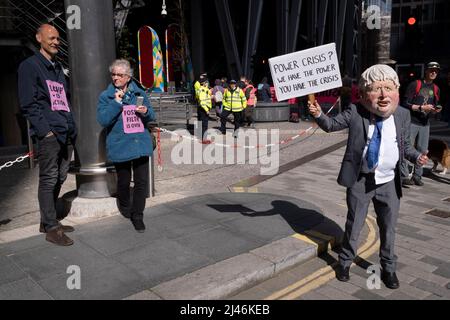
428,139,450,175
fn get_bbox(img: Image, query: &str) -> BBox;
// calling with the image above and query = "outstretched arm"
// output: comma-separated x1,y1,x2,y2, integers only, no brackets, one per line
308,101,352,133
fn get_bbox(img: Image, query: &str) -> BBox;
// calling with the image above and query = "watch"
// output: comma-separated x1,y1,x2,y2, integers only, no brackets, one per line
418,105,422,112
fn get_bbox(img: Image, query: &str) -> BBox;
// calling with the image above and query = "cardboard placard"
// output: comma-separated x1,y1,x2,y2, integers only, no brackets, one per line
269,43,342,101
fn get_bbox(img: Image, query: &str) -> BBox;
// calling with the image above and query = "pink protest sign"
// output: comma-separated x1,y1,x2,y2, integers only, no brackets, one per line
46,80,70,112
122,105,145,134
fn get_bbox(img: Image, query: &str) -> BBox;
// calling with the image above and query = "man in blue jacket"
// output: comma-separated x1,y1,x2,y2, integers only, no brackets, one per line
18,24,77,246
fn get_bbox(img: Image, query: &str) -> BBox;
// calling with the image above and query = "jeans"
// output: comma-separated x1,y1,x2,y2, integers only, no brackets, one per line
400,123,429,179
37,135,72,232
114,157,149,221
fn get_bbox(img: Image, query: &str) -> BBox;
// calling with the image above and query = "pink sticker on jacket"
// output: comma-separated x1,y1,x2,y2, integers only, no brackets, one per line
46,80,70,112
122,105,145,134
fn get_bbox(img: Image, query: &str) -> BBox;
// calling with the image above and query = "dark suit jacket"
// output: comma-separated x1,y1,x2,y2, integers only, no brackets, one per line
315,103,420,197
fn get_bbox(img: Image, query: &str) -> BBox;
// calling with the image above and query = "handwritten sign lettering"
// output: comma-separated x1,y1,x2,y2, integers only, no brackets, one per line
46,80,70,112
122,105,145,134
269,43,342,101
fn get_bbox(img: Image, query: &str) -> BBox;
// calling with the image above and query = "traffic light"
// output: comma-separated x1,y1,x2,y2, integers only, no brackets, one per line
250,55,255,69
405,8,422,47
407,16,416,26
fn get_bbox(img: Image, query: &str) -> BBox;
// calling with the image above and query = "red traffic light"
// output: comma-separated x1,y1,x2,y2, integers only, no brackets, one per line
407,17,417,25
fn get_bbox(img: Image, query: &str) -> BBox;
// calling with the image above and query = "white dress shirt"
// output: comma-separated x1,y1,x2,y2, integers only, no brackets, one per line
363,115,399,185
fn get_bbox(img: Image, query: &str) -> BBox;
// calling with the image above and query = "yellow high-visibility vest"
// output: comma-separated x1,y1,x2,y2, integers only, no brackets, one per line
222,88,247,112
194,81,201,102
198,86,212,112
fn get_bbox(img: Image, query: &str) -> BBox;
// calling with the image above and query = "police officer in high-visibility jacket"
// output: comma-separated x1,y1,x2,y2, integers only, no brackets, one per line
194,73,207,104
220,80,247,137
198,78,213,144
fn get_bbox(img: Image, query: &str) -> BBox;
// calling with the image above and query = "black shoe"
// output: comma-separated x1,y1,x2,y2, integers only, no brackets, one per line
381,271,400,289
412,176,424,186
335,265,350,282
131,220,146,233
402,178,414,187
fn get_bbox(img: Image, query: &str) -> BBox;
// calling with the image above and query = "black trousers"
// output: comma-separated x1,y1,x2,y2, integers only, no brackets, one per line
220,109,243,133
114,157,149,221
37,135,72,232
197,107,209,139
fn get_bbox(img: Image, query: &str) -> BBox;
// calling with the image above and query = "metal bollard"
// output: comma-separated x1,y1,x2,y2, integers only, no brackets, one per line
146,122,158,198
26,120,35,169
148,155,155,198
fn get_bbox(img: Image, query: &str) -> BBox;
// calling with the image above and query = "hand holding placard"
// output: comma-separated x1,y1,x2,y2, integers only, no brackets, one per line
308,100,322,118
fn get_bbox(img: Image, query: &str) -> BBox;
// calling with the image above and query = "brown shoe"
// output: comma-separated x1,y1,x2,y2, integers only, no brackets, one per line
40,223,75,234
45,227,74,246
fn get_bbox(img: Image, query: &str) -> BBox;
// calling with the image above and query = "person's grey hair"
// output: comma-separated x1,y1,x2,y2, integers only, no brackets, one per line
109,59,133,77
359,64,400,93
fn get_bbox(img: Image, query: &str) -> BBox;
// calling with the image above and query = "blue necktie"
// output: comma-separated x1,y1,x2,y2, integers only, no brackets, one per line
367,116,383,171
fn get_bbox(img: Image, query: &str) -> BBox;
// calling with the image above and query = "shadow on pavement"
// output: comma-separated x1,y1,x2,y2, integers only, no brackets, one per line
208,199,380,281
0,167,38,223
208,200,343,250
423,168,450,185
318,250,375,278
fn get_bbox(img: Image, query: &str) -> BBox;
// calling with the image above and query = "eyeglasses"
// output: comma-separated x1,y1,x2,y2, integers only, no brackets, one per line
111,73,129,78
428,69,439,74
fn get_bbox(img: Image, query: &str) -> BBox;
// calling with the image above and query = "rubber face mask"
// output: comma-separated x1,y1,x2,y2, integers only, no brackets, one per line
361,80,399,118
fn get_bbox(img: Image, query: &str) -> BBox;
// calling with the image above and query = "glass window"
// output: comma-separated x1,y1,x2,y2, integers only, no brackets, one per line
401,6,411,23
392,7,400,23
422,4,431,21
435,3,445,21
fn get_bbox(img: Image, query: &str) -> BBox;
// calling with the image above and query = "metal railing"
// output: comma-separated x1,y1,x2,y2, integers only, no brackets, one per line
114,0,145,40
5,0,69,70
149,92,194,127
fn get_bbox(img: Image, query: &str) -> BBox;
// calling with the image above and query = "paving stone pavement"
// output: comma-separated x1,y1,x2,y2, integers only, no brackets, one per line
1,117,449,300
0,192,340,300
